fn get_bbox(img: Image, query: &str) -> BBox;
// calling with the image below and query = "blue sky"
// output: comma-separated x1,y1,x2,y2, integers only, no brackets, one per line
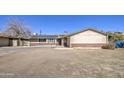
0,15,124,35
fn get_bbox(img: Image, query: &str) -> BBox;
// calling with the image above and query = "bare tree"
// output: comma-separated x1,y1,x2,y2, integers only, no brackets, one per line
3,19,32,45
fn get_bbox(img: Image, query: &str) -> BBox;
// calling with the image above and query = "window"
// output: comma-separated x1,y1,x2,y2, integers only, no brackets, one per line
39,38,46,42
48,38,55,43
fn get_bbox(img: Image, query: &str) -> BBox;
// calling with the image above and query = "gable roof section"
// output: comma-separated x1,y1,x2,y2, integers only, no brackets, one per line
0,33,29,40
0,33,9,38
66,28,107,37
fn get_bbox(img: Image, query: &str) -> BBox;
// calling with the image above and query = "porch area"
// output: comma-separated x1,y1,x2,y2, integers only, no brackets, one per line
30,35,70,47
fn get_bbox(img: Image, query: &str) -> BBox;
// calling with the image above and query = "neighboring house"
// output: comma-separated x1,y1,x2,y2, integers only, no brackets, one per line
0,34,30,47
64,29,108,48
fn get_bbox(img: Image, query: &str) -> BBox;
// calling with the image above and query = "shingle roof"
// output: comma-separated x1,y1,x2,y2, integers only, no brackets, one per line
0,33,11,38
66,28,107,37
31,35,63,39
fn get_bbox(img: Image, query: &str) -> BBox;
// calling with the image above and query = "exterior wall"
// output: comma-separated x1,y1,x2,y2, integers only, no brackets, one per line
20,40,23,46
0,37,30,47
0,37,9,47
22,40,30,46
70,30,108,47
13,39,30,46
12,39,18,46
61,39,64,46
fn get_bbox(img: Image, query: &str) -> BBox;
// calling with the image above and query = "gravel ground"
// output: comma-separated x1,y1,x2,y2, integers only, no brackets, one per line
0,47,124,78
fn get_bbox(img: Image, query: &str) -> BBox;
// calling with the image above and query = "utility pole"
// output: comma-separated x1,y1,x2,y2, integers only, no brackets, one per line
40,30,42,36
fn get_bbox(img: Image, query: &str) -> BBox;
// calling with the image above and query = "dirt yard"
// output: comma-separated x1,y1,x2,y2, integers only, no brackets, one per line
0,47,124,78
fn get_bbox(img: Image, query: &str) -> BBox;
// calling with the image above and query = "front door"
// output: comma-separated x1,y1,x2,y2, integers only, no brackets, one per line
57,39,61,45
64,38,67,47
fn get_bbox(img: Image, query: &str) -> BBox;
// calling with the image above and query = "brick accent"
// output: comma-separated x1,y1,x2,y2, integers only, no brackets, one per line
30,42,59,46
71,43,106,47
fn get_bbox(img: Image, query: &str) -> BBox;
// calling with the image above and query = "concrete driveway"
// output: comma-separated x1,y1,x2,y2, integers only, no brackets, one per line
0,47,124,78
0,47,34,57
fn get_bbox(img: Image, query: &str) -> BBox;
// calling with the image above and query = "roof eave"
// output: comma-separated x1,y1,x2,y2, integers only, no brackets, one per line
66,28,107,37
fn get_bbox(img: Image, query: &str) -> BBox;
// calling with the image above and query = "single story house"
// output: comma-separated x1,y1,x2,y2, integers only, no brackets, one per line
0,34,30,47
1,28,108,48
30,28,108,48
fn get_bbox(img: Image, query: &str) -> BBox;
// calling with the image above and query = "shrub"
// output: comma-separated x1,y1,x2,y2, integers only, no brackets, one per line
101,44,114,49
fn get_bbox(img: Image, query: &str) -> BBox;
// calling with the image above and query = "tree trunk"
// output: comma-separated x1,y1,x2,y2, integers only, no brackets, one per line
113,35,115,50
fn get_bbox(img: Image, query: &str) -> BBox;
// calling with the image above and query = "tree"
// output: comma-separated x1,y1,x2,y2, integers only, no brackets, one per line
107,32,124,41
107,32,114,41
115,34,124,41
107,32,124,49
3,19,32,45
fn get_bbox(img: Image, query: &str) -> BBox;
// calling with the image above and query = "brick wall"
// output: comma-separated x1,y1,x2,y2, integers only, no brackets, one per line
71,43,106,47
30,42,59,46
